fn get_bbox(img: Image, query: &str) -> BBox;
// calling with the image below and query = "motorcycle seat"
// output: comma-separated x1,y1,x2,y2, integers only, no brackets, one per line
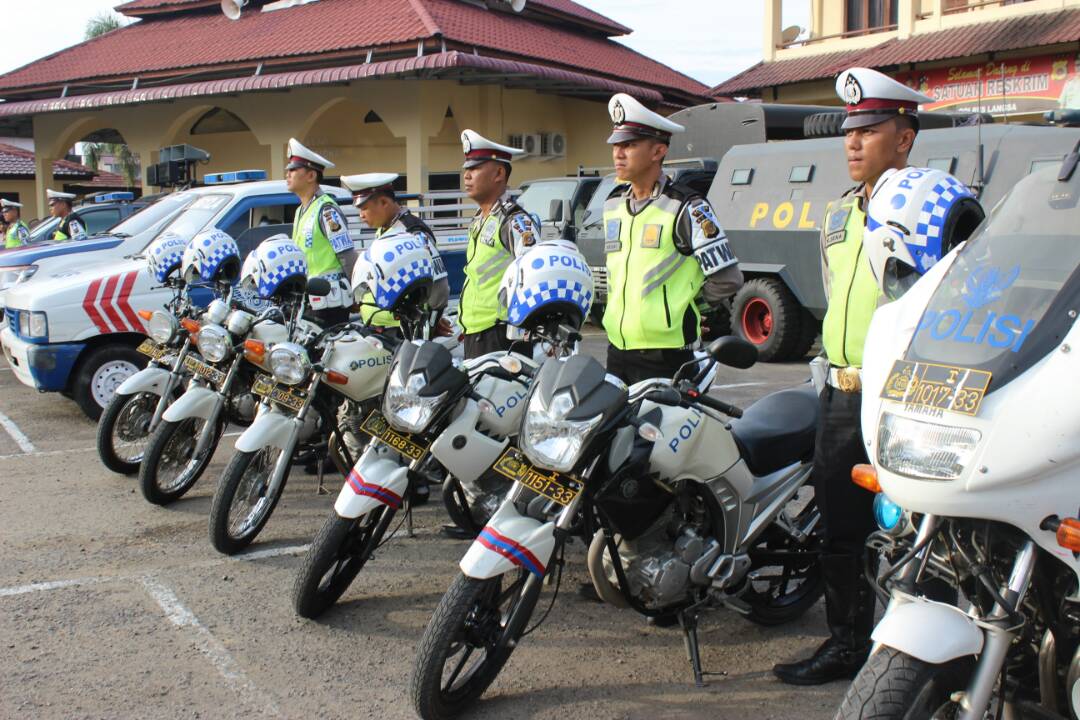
729,383,818,477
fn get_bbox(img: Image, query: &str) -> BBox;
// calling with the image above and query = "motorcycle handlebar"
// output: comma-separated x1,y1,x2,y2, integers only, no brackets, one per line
690,390,743,419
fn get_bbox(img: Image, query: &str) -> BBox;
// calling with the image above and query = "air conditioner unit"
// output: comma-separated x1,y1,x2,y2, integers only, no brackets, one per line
507,134,524,151
522,134,542,156
541,132,566,157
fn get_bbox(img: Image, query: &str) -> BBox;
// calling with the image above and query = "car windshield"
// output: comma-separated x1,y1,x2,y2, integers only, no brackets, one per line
141,193,232,250
583,175,618,225
905,165,1080,391
27,217,60,242
517,180,580,222
108,193,196,239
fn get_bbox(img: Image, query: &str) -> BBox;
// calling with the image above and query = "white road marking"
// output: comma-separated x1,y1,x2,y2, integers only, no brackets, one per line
0,446,95,461
234,544,310,561
0,576,108,598
140,577,281,717
0,409,35,453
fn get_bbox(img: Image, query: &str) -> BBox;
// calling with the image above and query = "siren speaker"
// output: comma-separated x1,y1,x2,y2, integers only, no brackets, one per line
221,0,248,20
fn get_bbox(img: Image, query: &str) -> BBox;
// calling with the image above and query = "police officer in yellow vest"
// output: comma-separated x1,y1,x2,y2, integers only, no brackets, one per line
602,94,743,385
458,129,539,359
47,189,85,242
341,173,449,333
284,138,356,326
773,68,934,687
2,199,29,248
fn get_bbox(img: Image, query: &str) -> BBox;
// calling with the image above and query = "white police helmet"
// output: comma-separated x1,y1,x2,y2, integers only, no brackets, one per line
181,228,241,285
864,166,984,300
240,234,308,299
351,230,434,312
146,231,190,284
499,239,593,331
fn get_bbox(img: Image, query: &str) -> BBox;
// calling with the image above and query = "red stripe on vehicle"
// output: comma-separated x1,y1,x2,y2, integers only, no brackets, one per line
82,278,110,334
100,274,128,332
116,271,143,331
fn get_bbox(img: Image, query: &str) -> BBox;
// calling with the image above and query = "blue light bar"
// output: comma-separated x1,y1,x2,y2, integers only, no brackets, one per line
94,191,135,203
204,170,268,185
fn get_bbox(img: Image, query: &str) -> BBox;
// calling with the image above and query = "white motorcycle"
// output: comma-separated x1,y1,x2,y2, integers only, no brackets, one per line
836,161,1080,719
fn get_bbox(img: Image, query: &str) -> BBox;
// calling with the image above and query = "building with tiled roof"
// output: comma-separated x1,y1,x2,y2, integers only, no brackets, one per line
0,0,710,212
0,144,134,219
715,0,1080,121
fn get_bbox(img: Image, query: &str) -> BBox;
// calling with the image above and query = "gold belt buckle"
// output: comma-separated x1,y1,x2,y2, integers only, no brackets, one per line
837,366,861,393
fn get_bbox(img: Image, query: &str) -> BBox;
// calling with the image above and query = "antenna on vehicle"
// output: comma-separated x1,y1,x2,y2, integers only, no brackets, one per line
972,67,985,197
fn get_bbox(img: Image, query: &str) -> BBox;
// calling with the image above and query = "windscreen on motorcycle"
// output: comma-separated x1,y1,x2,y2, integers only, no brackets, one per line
904,165,1080,391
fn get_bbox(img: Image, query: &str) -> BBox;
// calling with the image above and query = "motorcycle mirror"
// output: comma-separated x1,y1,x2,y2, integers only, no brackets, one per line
707,336,758,369
306,277,332,297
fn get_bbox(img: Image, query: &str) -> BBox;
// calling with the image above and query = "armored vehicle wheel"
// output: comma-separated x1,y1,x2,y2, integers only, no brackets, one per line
731,278,805,362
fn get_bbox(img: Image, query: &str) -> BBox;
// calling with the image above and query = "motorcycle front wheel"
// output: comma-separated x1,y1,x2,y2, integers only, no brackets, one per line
411,570,540,720
835,647,973,719
208,446,290,555
139,416,223,505
292,508,392,619
97,391,159,475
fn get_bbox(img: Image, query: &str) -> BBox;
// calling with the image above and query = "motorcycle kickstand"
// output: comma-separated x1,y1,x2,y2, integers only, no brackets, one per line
678,610,709,688
316,452,328,495
405,497,415,539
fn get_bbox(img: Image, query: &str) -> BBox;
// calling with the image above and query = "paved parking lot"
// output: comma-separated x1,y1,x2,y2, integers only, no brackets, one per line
0,330,846,720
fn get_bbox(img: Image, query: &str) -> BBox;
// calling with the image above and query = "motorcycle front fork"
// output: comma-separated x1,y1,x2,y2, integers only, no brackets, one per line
148,338,193,433
191,354,245,460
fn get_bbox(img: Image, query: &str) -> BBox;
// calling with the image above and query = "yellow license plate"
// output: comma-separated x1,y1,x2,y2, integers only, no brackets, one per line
251,374,306,412
880,359,992,417
359,409,428,460
137,339,171,361
182,355,226,387
493,447,581,507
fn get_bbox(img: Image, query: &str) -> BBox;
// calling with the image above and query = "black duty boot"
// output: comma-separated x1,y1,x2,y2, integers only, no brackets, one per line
773,553,875,686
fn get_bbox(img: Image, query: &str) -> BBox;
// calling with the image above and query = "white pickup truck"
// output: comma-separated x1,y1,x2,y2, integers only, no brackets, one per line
1,174,360,419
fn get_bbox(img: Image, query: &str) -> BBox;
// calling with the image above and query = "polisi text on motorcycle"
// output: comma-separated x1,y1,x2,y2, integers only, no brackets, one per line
914,265,1034,353
496,389,527,417
668,408,703,454
349,354,392,371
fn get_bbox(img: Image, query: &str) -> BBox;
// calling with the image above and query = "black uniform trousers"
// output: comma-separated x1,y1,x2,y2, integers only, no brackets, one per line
606,345,695,386
463,322,514,360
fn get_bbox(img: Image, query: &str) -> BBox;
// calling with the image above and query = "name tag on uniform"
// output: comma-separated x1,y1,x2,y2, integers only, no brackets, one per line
641,224,662,248
605,240,622,253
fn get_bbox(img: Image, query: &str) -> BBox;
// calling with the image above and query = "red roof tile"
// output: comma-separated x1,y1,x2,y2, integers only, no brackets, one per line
713,48,877,95
75,169,140,188
0,0,702,102
0,143,98,178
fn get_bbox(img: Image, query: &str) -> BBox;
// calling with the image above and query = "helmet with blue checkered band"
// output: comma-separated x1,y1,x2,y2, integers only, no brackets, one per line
351,229,433,313
865,166,984,300
181,228,241,285
499,239,593,332
240,234,309,299
145,231,190,283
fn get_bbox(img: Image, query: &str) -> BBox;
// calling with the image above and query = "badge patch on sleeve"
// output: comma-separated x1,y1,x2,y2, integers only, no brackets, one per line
321,204,353,252
689,201,721,239
641,224,662,248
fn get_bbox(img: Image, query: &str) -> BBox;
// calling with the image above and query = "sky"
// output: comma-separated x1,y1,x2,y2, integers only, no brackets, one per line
0,0,812,88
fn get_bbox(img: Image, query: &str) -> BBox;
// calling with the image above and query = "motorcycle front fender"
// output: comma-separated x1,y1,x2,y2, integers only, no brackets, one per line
116,365,171,397
871,595,984,664
334,446,408,518
162,384,220,422
234,408,298,453
460,501,555,580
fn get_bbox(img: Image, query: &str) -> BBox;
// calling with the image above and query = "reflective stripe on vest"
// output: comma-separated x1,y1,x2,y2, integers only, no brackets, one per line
293,194,344,278
460,212,512,334
821,198,881,368
601,192,703,350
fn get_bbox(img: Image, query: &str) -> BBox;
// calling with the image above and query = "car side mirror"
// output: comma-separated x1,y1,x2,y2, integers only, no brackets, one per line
706,336,758,369
548,199,565,224
306,277,331,296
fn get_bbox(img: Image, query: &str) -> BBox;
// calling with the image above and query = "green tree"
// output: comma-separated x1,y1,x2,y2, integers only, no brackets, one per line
83,143,139,188
85,12,124,40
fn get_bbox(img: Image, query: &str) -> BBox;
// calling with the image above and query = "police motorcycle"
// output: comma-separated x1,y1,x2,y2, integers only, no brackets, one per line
137,230,275,505
410,282,822,720
290,240,589,619
833,159,1080,720
96,232,200,475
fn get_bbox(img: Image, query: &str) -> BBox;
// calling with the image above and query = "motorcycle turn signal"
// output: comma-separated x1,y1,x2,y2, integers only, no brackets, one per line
851,463,882,494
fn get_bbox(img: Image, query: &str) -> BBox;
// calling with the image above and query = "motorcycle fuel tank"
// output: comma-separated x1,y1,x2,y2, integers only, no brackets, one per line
640,399,740,482
323,331,393,402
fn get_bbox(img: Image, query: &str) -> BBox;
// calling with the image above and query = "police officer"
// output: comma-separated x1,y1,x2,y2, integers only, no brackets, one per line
47,189,85,242
773,67,934,686
340,173,450,332
601,93,743,385
284,138,356,326
2,200,29,248
459,129,539,359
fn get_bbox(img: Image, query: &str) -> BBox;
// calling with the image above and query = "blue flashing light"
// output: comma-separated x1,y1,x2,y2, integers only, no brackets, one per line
94,192,135,203
873,493,905,533
204,170,268,185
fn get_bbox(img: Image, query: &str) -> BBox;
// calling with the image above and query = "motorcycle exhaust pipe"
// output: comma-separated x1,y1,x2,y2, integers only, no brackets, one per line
1038,630,1061,714
1068,642,1080,719
586,532,629,608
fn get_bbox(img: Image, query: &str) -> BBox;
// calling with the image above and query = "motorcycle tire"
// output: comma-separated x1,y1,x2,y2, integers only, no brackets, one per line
292,508,391,619
835,647,973,719
742,497,824,627
97,391,159,475
139,416,223,506
411,570,540,720
208,446,290,555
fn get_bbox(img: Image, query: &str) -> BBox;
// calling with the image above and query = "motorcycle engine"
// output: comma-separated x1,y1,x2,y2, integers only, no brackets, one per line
602,515,714,609
229,392,258,425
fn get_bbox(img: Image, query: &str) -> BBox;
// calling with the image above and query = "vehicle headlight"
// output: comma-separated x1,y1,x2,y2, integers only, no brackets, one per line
18,310,48,340
0,264,36,291
148,311,178,344
873,493,912,536
877,412,982,481
521,390,602,474
268,343,310,385
197,324,231,363
383,370,447,434
203,299,229,326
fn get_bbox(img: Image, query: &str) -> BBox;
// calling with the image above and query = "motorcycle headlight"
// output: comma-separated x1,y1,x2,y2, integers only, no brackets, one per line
383,370,447,434
877,412,982,481
203,299,229,326
521,390,602,474
148,311,178,344
225,309,253,337
268,343,310,385
197,324,231,363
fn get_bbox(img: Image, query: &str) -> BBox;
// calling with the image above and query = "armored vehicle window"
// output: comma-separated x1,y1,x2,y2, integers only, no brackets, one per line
731,168,753,186
926,157,956,174
1030,158,1064,175
789,165,814,183
79,208,123,236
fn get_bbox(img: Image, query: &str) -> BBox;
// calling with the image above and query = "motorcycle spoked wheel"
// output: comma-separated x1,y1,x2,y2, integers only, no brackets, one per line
208,445,292,555
411,569,541,720
835,647,973,720
139,415,225,506
97,391,159,475
291,506,393,619
740,491,824,626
